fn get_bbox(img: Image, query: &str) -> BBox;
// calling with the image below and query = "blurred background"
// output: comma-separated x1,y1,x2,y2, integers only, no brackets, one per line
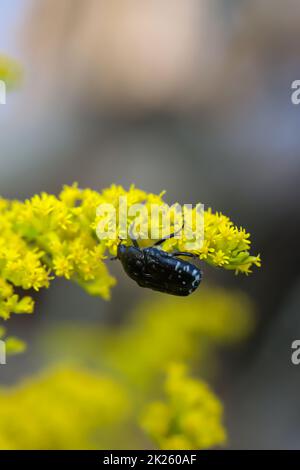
1,0,300,449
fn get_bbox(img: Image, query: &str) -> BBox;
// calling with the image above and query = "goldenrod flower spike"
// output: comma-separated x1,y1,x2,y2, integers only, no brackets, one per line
0,184,260,321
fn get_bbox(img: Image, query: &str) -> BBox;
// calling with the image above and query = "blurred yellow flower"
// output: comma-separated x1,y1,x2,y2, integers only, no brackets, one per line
141,363,226,450
0,285,254,449
103,286,254,388
0,54,22,89
0,326,26,356
40,284,254,425
0,367,129,450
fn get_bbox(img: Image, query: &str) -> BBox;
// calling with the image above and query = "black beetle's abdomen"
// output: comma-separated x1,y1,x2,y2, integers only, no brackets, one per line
117,244,202,296
142,247,202,296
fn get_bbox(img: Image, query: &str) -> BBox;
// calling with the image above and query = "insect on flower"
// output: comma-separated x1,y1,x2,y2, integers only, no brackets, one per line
112,227,202,296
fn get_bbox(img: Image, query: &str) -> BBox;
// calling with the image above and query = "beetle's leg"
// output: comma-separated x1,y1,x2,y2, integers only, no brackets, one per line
131,238,139,248
153,223,184,247
171,251,198,259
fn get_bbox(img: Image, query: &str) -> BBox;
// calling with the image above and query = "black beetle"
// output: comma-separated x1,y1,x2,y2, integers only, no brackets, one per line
112,229,202,296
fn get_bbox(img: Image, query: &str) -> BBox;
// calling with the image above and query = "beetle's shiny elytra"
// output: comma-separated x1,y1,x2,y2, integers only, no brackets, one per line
114,231,202,296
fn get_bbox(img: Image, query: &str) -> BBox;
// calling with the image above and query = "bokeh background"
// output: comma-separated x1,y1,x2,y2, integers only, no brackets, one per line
1,0,300,449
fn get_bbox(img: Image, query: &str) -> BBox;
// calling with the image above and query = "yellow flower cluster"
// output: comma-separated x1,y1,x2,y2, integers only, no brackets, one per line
0,186,116,320
160,207,261,274
94,184,261,275
0,367,129,449
0,184,260,321
141,363,226,450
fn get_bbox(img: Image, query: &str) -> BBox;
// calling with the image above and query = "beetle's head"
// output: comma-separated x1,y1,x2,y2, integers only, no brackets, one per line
117,243,127,259
116,243,142,262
